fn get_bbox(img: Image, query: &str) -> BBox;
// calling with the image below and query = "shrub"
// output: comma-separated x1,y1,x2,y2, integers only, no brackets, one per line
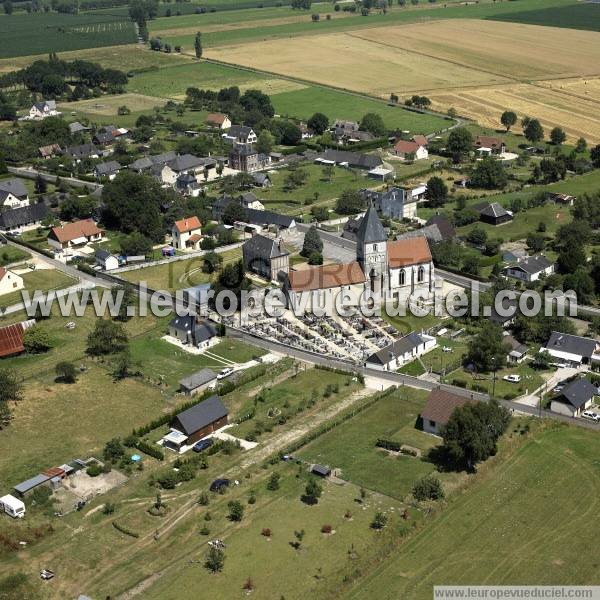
266,472,280,491
228,500,244,522
371,511,388,530
86,463,102,477
199,525,210,536
103,502,116,515
198,492,209,506
112,521,139,538
321,524,332,534
375,438,401,452
261,527,272,537
412,475,445,501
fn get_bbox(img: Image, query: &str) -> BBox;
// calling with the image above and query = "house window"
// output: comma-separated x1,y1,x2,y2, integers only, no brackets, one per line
372,244,377,252
429,420,435,427
417,266,425,283
399,269,405,285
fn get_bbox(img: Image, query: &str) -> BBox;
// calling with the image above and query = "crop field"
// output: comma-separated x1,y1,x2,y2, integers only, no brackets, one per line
127,60,304,100
0,12,136,59
61,93,165,117
489,3,600,32
345,423,600,599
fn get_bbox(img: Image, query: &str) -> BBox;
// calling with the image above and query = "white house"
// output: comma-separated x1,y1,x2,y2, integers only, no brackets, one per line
0,494,26,518
239,192,264,211
420,389,474,435
28,100,60,120
502,255,554,283
172,216,202,251
206,113,232,130
48,219,104,252
0,179,29,209
95,250,120,271
168,315,218,349
393,140,429,161
0,267,24,297
550,378,596,418
365,331,436,371
544,331,600,366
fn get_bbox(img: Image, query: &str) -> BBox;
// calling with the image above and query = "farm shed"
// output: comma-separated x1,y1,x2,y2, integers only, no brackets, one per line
311,464,331,477
13,473,50,497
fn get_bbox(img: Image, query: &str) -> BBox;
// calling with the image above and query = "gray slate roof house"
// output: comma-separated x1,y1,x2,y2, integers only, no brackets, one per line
425,215,456,241
171,395,228,438
179,368,218,395
505,335,528,362
545,331,599,364
129,151,177,173
167,154,214,173
316,149,382,170
0,202,50,231
242,234,290,280
366,331,428,368
0,178,29,205
227,124,255,143
211,196,295,229
252,173,271,188
553,378,596,412
95,160,121,178
69,121,91,135
169,315,217,347
502,255,554,282
341,216,362,242
64,143,99,160
360,187,410,220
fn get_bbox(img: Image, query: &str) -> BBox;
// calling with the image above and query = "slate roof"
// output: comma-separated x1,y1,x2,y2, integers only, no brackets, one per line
64,143,99,159
0,178,28,200
169,315,216,342
69,121,90,134
171,395,228,436
167,154,213,172
33,100,56,112
228,124,254,139
356,205,387,244
556,378,596,409
252,173,270,186
95,160,121,176
545,331,598,359
179,368,217,391
420,388,474,426
366,331,427,365
243,234,289,260
245,208,295,228
504,335,528,356
504,255,553,275
0,203,49,229
95,249,116,261
129,151,177,172
318,149,382,170
425,215,456,241
477,202,511,219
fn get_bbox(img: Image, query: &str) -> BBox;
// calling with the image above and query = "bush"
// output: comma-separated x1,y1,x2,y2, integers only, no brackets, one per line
371,511,388,530
375,438,402,452
261,527,272,537
135,439,164,461
266,472,280,491
321,524,332,534
86,463,102,477
112,521,139,538
412,475,445,501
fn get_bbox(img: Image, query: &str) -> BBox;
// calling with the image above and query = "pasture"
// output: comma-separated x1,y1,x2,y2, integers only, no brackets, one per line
489,3,600,32
345,423,600,599
0,12,135,59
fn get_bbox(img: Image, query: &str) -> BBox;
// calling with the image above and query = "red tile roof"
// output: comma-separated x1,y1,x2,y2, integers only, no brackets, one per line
0,321,28,358
174,216,201,233
288,262,366,292
393,140,421,154
421,389,474,426
206,113,228,125
387,237,432,268
412,135,428,147
475,135,504,149
50,219,103,244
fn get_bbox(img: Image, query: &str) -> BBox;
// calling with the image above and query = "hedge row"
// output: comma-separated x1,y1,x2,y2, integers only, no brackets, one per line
135,439,164,461
8,236,54,259
112,521,139,538
375,438,402,452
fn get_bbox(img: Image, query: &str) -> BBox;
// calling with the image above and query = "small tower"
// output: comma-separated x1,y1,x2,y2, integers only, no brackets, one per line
356,204,388,294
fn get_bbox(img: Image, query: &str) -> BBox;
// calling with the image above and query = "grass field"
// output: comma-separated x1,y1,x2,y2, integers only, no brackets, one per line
298,388,442,500
0,268,76,309
344,422,600,599
0,12,135,59
118,248,242,292
489,3,600,32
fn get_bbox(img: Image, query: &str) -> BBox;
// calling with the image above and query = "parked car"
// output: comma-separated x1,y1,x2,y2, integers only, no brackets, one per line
217,367,233,380
553,385,564,393
193,438,214,453
503,374,521,383
582,411,600,422
209,478,230,492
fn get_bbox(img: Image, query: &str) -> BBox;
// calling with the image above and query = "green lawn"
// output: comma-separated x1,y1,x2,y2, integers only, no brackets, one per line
420,336,468,375
489,3,600,31
398,359,426,376
382,310,441,336
298,387,442,500
0,268,76,309
345,422,600,599
0,245,30,267
119,248,241,292
272,86,450,134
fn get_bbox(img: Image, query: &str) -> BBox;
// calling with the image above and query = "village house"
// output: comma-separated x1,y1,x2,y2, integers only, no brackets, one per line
239,192,264,211
64,143,100,162
179,368,218,396
392,139,429,161
475,202,513,226
229,145,270,173
48,219,104,251
395,216,456,245
69,121,91,135
94,160,122,181
420,388,474,435
164,395,228,451
544,331,600,366
129,151,177,174
168,315,217,349
0,203,49,233
0,178,29,209
365,331,436,371
504,335,528,364
549,193,575,206
0,268,24,297
502,255,554,283
93,125,129,147
360,187,417,220
242,234,290,281
28,100,60,120
172,216,202,251
205,113,232,130
223,124,257,146
550,378,596,418
176,172,203,197
38,143,62,159
474,135,506,155
95,249,120,271
315,149,382,170
252,173,272,188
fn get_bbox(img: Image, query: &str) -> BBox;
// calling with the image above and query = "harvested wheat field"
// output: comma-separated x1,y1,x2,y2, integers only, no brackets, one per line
59,93,165,116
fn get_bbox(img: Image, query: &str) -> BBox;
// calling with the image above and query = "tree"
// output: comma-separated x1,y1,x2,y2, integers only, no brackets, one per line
120,232,153,257
465,321,507,372
302,477,322,505
500,110,517,131
222,201,248,225
470,156,508,189
359,112,385,137
590,145,600,168
87,319,128,356
575,137,587,153
55,361,77,383
112,350,132,380
557,244,586,275
203,251,223,274
550,127,566,146
0,369,23,404
564,268,595,304
439,400,510,471
256,129,274,155
466,226,487,247
307,112,329,135
204,547,225,573
283,168,307,190
446,127,473,161
412,475,444,501
526,232,545,253
34,174,47,194
523,118,544,144
23,326,52,354
266,472,280,491
194,32,203,58
335,189,365,215
301,225,323,258
103,438,125,462
3,0,13,15
308,251,323,265
424,176,448,207
370,511,388,529
227,500,244,521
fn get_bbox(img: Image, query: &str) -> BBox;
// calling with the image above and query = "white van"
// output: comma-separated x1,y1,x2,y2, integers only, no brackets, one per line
0,494,26,518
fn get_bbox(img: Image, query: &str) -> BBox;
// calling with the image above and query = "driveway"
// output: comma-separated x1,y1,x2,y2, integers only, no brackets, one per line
514,365,580,408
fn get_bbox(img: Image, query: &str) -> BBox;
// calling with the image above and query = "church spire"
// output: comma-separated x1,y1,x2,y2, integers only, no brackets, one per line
356,203,387,245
